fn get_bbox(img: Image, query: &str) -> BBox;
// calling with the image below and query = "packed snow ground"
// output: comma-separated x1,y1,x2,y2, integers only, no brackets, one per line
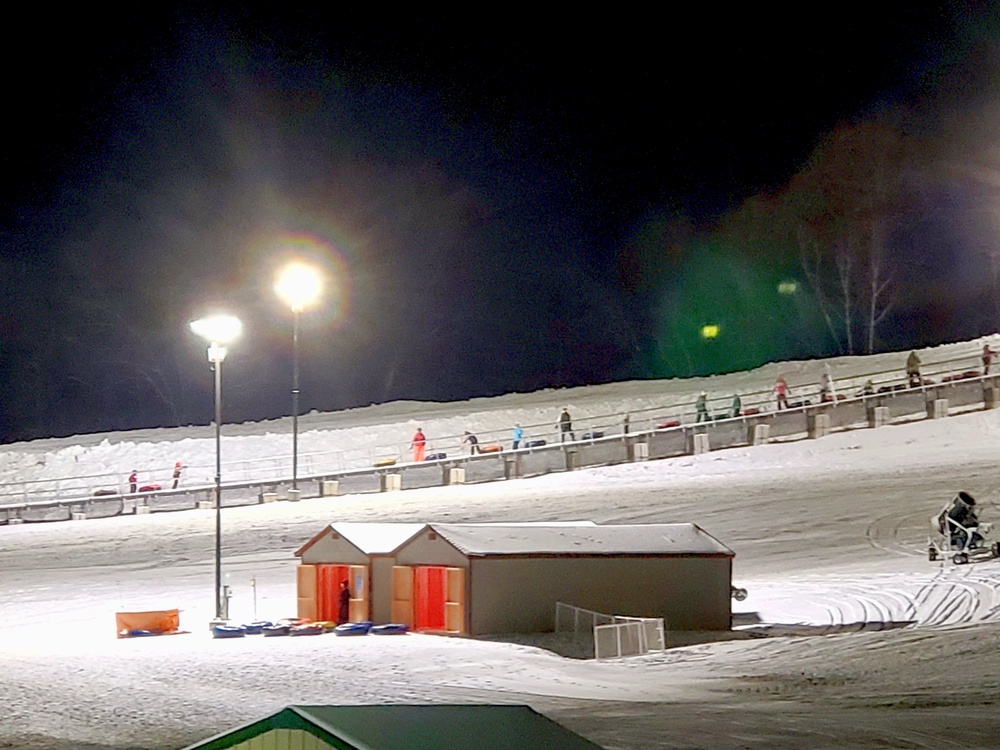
3,338,1000,749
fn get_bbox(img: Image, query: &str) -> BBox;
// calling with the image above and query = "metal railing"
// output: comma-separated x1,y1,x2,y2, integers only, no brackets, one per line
2,348,997,520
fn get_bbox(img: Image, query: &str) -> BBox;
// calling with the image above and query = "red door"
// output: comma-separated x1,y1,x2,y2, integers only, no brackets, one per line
316,564,349,622
414,566,447,631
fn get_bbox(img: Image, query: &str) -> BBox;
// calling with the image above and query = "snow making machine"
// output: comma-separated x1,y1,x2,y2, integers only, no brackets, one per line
928,491,1000,564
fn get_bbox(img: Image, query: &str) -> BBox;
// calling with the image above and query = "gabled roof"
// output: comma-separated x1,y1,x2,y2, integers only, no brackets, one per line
183,704,606,750
296,522,427,557
428,523,733,557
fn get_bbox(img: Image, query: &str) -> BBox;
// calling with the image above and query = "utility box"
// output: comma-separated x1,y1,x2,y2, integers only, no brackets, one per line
691,433,710,454
867,405,890,428
929,398,949,419
808,412,830,439
986,388,999,410
447,467,466,485
749,423,770,446
320,480,340,496
631,441,649,462
380,473,402,492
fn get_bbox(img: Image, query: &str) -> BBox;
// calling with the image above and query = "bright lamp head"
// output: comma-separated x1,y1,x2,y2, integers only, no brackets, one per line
190,315,243,345
275,261,323,313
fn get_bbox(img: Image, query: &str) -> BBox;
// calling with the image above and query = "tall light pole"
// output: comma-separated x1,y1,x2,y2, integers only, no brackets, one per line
190,314,242,624
275,261,322,494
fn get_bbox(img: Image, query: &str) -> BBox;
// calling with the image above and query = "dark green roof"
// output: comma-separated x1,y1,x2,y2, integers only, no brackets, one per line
183,704,607,750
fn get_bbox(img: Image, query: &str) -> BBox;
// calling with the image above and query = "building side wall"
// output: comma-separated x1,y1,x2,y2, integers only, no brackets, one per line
300,535,368,566
469,556,731,634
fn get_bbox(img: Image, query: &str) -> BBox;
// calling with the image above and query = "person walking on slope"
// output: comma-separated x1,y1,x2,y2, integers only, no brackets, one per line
695,391,709,422
512,423,524,450
983,344,995,376
773,376,790,410
462,431,480,455
171,461,183,490
128,470,138,494
558,408,575,443
411,427,427,462
906,351,922,388
730,394,742,418
819,372,833,403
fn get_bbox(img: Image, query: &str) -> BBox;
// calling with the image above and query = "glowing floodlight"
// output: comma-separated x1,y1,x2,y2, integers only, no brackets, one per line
275,261,323,314
778,280,799,295
190,315,243,347
701,324,720,339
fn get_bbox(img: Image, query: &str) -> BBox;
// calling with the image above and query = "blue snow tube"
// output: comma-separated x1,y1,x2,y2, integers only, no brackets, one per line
262,624,291,637
333,621,373,636
370,623,409,635
242,621,273,635
212,624,246,639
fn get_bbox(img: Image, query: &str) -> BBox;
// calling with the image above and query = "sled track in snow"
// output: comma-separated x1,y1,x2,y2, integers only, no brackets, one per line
745,568,1000,632
865,509,936,558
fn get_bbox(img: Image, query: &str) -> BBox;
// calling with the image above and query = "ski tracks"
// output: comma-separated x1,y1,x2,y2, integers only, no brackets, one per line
740,566,1000,632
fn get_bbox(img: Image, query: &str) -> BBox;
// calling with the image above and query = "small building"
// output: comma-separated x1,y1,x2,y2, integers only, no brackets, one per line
295,522,734,635
182,704,606,750
295,522,425,623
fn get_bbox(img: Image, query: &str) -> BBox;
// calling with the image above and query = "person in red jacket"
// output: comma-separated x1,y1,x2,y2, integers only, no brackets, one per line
773,377,790,410
128,470,138,494
411,428,427,462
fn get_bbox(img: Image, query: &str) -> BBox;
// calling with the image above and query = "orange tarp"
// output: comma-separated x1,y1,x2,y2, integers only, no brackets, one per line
116,608,181,638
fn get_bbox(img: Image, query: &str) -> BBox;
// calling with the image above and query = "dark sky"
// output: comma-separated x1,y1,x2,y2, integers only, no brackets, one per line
0,4,984,441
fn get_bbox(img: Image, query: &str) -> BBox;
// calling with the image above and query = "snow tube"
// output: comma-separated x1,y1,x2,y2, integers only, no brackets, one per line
479,444,502,453
581,431,604,440
262,624,291,637
424,452,447,461
334,621,372,636
656,420,680,429
373,458,397,467
242,621,272,635
371,623,409,635
290,623,324,636
139,484,162,492
524,440,546,448
212,625,246,639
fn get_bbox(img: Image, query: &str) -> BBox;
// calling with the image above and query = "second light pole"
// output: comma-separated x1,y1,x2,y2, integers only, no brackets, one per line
275,261,322,496
190,313,242,625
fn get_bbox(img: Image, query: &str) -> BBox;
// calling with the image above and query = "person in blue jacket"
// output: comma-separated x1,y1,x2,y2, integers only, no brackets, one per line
512,423,524,449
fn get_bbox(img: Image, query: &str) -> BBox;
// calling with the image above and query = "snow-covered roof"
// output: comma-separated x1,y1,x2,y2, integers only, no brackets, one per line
428,523,733,557
296,522,427,557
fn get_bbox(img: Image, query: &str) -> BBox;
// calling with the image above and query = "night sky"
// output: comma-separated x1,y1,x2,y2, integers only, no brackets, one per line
2,5,997,442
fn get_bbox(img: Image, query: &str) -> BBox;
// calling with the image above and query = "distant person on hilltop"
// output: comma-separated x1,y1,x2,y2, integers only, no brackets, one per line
558,408,575,442
695,391,709,422
773,377,789,410
906,351,922,388
410,428,427,462
819,372,833,403
983,344,995,376
512,423,524,450
462,431,480,455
